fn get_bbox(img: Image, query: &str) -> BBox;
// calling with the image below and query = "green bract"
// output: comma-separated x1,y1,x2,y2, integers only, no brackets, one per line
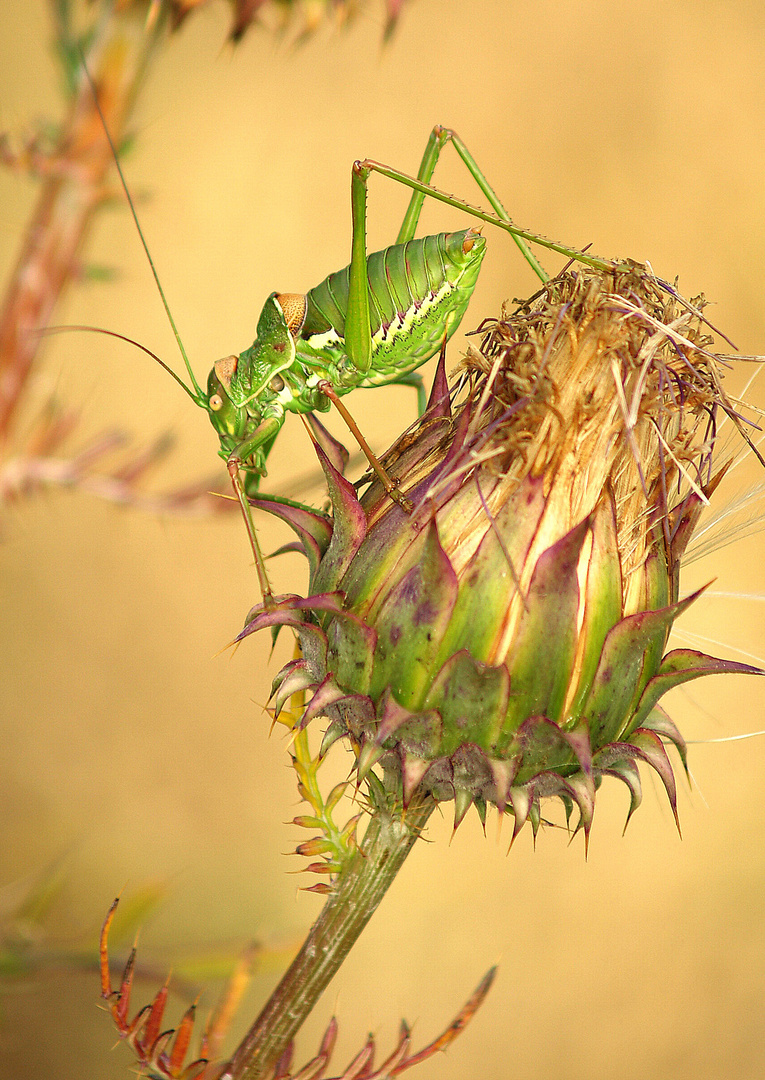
240,265,762,846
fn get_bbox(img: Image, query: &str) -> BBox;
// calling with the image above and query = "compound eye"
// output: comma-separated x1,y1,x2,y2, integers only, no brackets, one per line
270,374,285,392
209,394,224,411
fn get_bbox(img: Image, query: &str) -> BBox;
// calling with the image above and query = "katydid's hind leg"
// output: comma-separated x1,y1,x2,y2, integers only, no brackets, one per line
226,456,274,606
394,126,548,281
347,138,488,376
389,371,427,416
345,125,567,376
395,126,452,244
446,131,547,279
345,163,374,375
346,131,450,376
317,380,413,513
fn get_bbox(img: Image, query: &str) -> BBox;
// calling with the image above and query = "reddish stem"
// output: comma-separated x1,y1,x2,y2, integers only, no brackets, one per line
0,6,164,443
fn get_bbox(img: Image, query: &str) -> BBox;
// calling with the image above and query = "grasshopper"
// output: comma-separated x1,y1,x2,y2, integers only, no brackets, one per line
97,108,615,604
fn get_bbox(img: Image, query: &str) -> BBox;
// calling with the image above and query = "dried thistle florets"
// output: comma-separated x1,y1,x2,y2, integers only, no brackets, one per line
414,268,721,574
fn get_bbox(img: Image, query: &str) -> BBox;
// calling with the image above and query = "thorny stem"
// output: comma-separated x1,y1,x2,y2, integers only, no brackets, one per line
224,794,437,1080
0,2,164,441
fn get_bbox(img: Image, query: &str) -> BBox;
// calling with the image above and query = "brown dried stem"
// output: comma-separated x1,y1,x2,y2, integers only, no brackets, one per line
0,2,166,444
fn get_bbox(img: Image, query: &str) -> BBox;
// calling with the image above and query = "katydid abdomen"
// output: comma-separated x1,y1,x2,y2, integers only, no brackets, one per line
297,228,486,389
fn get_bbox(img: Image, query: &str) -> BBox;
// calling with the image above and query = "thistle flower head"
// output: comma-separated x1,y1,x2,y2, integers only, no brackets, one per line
242,264,762,845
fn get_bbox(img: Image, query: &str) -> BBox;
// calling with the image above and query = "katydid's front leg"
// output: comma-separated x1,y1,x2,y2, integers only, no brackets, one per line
227,416,282,606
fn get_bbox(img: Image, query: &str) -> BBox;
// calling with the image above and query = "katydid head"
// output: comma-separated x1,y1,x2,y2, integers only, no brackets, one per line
207,355,246,439
206,292,308,474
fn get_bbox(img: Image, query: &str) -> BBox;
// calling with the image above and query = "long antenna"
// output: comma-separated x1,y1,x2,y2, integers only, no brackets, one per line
37,324,201,403
78,47,207,404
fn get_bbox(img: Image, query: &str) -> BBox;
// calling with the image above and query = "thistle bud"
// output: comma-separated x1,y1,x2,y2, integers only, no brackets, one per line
242,264,762,845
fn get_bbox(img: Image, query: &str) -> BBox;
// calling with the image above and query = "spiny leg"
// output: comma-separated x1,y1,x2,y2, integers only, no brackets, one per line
345,140,617,377
342,135,514,470
345,128,531,375
346,131,507,417
353,157,616,280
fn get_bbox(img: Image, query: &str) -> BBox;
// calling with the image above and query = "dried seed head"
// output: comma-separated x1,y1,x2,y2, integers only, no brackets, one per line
159,0,405,42
243,264,762,845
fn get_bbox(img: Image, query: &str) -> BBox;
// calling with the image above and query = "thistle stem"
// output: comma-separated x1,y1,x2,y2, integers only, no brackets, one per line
225,795,437,1080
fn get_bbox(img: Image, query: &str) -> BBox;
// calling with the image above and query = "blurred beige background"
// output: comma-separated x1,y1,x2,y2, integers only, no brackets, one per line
2,1,765,1078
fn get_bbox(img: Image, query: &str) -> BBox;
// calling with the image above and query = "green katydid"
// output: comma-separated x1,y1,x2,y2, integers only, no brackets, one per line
97,109,617,605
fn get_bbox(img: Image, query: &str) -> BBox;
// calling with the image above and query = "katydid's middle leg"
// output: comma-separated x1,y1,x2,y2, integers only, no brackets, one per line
317,380,413,512
388,371,427,416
